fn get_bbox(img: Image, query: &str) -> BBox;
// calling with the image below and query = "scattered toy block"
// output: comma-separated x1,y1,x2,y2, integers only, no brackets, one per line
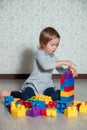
26,106,40,117
32,94,52,104
11,102,26,117
4,96,14,106
56,102,67,113
64,106,78,117
46,108,57,117
79,102,87,113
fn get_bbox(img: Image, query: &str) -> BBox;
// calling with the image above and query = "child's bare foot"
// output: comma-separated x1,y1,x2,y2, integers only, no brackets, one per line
0,90,11,98
0,97,4,103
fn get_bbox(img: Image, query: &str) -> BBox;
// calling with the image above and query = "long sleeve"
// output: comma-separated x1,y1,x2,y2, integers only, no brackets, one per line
56,66,68,75
35,49,57,70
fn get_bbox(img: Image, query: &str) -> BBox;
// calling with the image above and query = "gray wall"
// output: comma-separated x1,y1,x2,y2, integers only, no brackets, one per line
0,0,87,74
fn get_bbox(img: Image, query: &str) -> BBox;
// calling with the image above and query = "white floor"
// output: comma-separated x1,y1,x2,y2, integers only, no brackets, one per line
0,79,87,130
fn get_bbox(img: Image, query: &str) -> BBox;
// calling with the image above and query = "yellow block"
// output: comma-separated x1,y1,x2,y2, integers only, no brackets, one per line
79,102,87,113
11,102,26,117
46,108,57,117
73,100,82,106
61,90,74,97
32,94,52,104
64,106,78,117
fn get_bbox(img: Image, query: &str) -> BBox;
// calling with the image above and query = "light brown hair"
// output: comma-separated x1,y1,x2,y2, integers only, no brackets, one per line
39,27,60,48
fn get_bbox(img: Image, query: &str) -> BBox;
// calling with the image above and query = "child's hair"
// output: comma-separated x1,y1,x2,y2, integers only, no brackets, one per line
39,27,60,49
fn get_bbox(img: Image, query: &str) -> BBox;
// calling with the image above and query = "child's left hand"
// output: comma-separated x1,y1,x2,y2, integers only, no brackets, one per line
70,67,78,77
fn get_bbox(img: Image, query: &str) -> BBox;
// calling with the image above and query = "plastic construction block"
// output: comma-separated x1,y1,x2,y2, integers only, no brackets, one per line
11,102,26,117
73,100,82,110
40,109,46,116
64,106,78,117
60,84,65,89
4,96,14,106
64,86,74,92
60,78,75,90
26,106,40,117
64,70,73,79
46,108,57,117
56,102,67,113
60,95,74,103
73,100,82,106
79,102,87,113
60,90,74,97
60,76,65,84
64,78,75,87
14,98,23,102
32,100,46,109
21,101,32,108
46,101,56,108
31,94,53,104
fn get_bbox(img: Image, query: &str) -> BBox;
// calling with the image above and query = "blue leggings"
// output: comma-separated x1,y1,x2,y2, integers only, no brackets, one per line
11,87,60,101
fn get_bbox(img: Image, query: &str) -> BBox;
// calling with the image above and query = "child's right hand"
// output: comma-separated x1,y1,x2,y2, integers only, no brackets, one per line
55,60,76,68
64,60,76,67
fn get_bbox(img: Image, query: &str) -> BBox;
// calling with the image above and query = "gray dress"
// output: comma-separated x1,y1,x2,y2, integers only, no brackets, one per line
22,49,67,94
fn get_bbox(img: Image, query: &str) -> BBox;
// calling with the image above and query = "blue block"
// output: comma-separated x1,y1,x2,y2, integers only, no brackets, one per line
60,84,65,89
60,96,74,103
32,100,46,109
56,102,67,113
4,96,14,106
64,78,75,86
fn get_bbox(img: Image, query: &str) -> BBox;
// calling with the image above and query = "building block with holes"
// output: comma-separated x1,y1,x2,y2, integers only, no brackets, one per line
46,101,56,108
4,96,14,106
79,102,87,113
32,100,46,109
46,108,57,117
11,102,26,117
26,106,40,117
56,102,67,113
31,94,53,104
64,106,78,117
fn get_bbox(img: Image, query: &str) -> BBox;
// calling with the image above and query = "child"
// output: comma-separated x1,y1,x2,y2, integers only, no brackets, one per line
0,27,77,101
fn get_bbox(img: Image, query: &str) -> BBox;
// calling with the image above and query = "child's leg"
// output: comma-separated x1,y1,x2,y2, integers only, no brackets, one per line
43,87,60,101
11,87,35,100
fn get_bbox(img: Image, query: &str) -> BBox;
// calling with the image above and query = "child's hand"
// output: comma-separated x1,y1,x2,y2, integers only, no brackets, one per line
70,67,78,77
64,60,76,67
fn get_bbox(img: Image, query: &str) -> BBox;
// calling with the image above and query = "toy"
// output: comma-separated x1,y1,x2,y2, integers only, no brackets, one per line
64,106,78,117
32,100,46,109
4,96,14,106
31,94,53,104
26,106,40,117
56,102,67,113
21,101,32,108
79,102,87,113
40,109,46,116
60,70,75,103
46,108,57,117
10,102,26,117
46,101,56,108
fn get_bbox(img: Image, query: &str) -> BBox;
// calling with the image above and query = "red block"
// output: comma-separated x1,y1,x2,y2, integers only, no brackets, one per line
21,101,32,108
60,76,65,84
46,101,56,108
40,109,46,116
64,86,74,92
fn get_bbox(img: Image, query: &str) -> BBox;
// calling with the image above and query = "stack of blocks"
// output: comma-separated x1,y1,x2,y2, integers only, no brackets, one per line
60,69,75,104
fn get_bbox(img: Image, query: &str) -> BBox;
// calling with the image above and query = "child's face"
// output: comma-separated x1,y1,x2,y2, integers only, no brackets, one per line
43,38,60,54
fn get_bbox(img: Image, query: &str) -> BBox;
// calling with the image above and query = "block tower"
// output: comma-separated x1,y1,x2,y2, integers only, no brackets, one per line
60,69,75,104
